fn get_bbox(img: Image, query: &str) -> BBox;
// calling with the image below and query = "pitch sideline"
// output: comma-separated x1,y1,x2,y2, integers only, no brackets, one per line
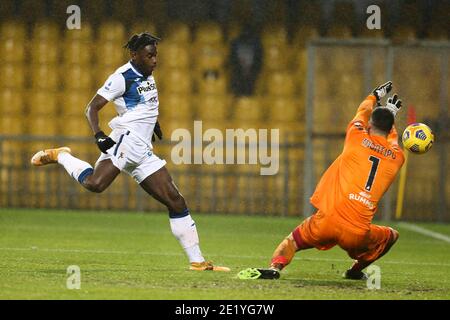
397,222,450,244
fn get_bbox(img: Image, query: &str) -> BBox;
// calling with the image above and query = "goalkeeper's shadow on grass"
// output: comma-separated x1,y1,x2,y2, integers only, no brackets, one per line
287,278,365,289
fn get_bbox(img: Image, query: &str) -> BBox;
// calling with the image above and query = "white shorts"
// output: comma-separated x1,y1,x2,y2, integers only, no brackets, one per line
96,129,166,184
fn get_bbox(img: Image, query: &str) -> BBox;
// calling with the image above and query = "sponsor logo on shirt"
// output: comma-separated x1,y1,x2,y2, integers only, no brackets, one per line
137,81,157,95
349,192,375,209
104,81,112,90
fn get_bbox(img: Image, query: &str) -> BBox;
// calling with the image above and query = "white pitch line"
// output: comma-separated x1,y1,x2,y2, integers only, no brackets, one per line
1,246,449,267
397,222,450,244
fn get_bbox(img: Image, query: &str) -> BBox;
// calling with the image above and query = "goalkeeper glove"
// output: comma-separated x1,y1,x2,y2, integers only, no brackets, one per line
384,94,402,117
372,81,393,103
152,121,163,142
95,131,116,154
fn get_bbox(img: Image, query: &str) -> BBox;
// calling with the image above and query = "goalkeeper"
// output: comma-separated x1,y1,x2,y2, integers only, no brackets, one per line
242,81,405,280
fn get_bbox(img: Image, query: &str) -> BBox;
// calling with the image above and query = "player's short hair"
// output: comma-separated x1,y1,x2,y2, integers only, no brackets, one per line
123,32,161,51
370,107,394,134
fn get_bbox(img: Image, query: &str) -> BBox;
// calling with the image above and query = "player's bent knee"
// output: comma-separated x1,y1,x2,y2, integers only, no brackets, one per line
83,177,108,193
390,228,399,244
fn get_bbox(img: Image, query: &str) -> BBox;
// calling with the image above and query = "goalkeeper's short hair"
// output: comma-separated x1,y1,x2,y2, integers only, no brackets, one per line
371,107,394,134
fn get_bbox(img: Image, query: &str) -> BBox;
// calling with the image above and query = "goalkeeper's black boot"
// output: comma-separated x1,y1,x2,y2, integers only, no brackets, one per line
343,269,368,280
256,268,281,279
237,267,280,280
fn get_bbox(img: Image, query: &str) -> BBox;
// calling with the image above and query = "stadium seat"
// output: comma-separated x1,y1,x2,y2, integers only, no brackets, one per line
0,21,26,40
158,94,192,121
99,107,117,134
0,142,26,169
266,97,301,122
31,39,59,64
159,68,192,94
195,22,224,45
26,115,59,136
94,65,117,88
0,89,25,115
31,64,59,90
165,22,191,44
60,91,91,116
28,91,58,116
98,21,126,43
63,40,92,65
292,25,319,49
95,41,126,67
232,97,263,121
157,42,190,69
60,115,92,137
312,92,329,126
263,45,290,71
330,46,362,75
0,115,25,135
261,25,288,49
63,65,93,90
391,25,417,42
195,43,227,73
32,21,59,41
0,38,25,63
63,21,93,42
197,72,227,95
130,21,158,36
326,24,353,39
266,72,296,97
293,49,307,93
0,64,26,89
196,94,229,121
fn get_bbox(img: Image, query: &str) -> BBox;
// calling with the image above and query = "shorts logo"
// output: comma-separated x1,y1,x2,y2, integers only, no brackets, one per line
118,152,125,159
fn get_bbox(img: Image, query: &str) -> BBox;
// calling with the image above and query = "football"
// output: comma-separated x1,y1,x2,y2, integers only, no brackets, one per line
402,123,434,154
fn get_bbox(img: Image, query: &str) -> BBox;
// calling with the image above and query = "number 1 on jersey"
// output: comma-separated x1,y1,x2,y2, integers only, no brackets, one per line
365,156,380,191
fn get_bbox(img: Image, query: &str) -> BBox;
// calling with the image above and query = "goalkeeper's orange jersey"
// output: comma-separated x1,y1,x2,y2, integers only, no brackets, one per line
310,95,405,234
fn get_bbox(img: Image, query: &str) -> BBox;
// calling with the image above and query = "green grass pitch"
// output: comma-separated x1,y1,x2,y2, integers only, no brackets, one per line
0,208,449,300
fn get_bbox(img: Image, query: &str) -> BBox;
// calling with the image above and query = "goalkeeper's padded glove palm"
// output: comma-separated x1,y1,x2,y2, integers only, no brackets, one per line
384,94,402,117
372,81,393,103
152,121,163,142
95,131,116,154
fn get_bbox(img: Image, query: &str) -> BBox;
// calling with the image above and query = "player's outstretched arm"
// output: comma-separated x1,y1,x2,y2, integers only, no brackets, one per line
384,94,403,147
349,81,393,127
85,94,116,154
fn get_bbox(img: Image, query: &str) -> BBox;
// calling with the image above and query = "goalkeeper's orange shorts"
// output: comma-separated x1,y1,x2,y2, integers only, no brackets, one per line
292,210,395,263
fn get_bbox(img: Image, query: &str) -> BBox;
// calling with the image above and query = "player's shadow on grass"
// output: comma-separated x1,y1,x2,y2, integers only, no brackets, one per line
288,278,364,289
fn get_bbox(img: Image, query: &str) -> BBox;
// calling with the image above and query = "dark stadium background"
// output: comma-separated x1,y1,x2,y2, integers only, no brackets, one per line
0,0,448,221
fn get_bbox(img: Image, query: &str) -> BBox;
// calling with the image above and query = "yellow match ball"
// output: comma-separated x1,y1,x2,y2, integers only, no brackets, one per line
402,123,434,154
